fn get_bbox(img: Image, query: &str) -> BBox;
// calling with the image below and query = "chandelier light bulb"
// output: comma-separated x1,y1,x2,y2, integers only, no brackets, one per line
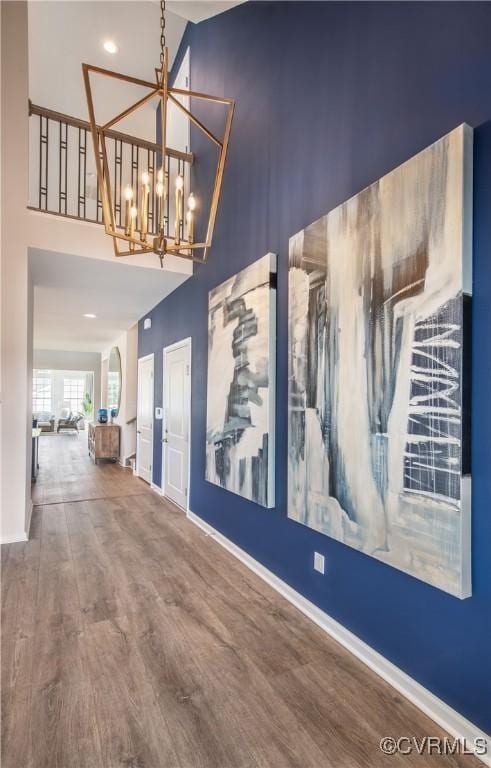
141,171,150,186
130,206,137,218
156,181,164,197
157,168,164,184
187,192,196,211
124,185,133,201
175,174,184,191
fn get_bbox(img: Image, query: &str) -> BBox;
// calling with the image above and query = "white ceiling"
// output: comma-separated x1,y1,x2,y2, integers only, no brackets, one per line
167,1,245,24
30,249,187,352
27,1,245,123
28,2,187,125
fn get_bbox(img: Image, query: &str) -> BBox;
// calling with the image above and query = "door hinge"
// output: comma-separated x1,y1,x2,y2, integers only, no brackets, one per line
186,364,190,376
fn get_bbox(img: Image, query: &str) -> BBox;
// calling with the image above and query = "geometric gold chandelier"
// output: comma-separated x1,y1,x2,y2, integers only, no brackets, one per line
82,0,234,265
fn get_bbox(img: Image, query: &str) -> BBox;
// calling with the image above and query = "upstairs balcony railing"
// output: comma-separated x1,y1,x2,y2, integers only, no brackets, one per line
28,100,193,239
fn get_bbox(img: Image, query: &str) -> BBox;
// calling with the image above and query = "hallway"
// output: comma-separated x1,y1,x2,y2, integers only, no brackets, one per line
31,431,148,506
1,436,480,767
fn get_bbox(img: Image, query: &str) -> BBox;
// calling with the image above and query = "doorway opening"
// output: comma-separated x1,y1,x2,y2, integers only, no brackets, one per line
31,366,99,502
162,338,191,511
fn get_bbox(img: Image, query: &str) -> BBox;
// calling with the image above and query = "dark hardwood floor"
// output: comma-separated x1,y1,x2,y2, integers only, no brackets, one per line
1,433,480,767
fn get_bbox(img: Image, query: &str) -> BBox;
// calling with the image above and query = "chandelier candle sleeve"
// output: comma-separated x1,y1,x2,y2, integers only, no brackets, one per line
187,193,196,244
124,186,133,236
129,205,137,240
175,174,184,245
140,172,150,242
156,181,164,232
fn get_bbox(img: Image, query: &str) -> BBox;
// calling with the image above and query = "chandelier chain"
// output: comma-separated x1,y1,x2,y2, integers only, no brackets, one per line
160,0,166,67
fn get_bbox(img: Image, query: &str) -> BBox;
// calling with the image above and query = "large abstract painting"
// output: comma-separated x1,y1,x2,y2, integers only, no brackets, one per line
288,125,472,597
206,253,276,507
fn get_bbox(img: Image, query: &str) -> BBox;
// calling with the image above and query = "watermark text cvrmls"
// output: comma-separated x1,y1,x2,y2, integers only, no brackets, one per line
379,736,488,756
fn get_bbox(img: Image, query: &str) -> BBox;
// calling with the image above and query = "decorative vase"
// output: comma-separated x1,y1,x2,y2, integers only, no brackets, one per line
97,408,108,424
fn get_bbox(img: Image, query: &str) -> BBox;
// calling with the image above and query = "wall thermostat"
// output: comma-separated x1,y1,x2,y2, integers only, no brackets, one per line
155,407,163,419
144,317,152,330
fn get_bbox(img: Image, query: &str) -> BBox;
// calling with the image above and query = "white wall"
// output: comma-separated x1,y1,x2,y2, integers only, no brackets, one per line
33,349,101,415
1,1,31,543
101,323,138,463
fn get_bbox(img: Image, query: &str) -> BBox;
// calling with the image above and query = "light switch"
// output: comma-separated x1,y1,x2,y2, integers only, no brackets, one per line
314,552,325,574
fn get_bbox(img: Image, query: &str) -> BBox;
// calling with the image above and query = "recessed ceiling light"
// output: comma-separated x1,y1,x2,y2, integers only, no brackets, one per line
83,313,97,319
103,40,118,54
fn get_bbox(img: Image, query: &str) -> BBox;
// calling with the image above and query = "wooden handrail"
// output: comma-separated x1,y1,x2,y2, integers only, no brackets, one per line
29,100,193,165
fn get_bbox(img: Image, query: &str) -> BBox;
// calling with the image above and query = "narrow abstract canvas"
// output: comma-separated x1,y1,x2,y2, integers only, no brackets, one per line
288,125,472,597
206,253,276,507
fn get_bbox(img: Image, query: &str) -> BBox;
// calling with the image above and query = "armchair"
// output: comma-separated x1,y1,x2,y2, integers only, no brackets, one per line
57,412,83,433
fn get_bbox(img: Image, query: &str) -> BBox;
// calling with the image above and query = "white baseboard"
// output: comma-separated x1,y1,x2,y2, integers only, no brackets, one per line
150,482,163,496
187,509,490,766
1,531,28,545
25,498,33,537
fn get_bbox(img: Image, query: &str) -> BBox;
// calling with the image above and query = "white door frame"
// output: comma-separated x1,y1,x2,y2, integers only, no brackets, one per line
136,352,154,481
162,337,191,511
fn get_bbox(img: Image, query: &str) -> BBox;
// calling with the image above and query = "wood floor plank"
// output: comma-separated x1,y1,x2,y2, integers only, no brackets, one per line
84,615,181,768
122,582,259,768
1,433,481,768
65,501,125,626
28,682,103,768
1,683,32,768
1,541,41,691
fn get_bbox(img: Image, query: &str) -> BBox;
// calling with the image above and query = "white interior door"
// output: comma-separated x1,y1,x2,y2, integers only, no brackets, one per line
137,355,154,483
163,340,190,510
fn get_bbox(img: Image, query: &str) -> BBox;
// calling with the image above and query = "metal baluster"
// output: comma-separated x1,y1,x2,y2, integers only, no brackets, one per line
96,144,103,223
77,127,87,219
82,129,87,218
131,143,138,206
77,127,82,217
59,121,68,214
64,123,68,215
135,145,140,227
39,114,48,210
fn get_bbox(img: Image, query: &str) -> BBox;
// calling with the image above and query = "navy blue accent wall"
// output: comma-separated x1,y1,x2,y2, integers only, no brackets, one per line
139,1,491,732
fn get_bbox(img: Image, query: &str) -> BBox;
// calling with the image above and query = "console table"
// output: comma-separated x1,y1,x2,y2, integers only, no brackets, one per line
88,423,120,464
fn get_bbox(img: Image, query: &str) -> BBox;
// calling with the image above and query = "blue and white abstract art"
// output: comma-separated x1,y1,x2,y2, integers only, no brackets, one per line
206,253,276,508
288,125,473,597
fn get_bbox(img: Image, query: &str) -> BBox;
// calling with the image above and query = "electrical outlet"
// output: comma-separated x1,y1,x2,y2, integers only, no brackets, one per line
314,552,325,574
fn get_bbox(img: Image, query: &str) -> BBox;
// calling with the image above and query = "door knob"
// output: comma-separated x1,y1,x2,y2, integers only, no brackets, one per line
162,438,168,443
